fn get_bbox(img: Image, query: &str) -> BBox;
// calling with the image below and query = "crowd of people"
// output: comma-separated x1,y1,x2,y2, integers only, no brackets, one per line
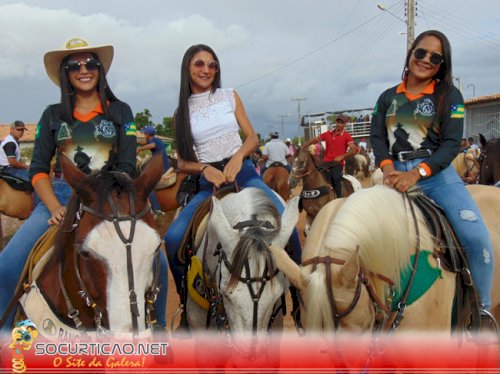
0,29,495,337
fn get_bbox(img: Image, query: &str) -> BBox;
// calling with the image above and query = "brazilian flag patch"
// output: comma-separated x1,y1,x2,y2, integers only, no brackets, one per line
373,102,378,116
124,121,137,136
450,104,464,119
35,123,41,139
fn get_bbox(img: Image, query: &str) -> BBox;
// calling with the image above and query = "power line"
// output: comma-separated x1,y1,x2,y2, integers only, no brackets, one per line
235,11,388,89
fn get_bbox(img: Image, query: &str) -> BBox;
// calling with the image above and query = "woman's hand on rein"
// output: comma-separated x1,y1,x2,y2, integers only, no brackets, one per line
223,156,243,184
202,165,226,189
48,206,66,226
385,169,420,193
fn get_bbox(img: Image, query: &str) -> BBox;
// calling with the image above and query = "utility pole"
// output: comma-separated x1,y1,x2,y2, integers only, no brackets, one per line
291,98,307,143
277,114,290,139
406,0,415,51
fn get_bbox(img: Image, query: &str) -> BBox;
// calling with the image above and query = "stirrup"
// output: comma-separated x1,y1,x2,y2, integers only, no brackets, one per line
480,308,499,336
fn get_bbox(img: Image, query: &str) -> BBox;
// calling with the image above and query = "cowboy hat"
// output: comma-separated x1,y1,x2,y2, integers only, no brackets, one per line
43,37,114,86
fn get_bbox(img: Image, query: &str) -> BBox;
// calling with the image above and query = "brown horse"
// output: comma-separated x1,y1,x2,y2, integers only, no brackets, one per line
262,164,290,201
289,146,357,219
18,154,164,339
479,134,500,186
345,153,370,180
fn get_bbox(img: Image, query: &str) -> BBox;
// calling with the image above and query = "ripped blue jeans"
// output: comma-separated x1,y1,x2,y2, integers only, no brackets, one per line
395,158,493,309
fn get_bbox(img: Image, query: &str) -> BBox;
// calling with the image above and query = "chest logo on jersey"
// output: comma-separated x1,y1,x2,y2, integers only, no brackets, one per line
57,122,72,141
414,98,435,117
94,120,116,139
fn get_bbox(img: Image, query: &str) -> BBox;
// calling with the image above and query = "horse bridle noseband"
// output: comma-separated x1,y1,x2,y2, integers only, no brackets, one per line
61,176,161,337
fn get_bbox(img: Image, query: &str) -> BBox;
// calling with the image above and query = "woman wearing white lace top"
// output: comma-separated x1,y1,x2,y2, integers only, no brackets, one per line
165,44,302,296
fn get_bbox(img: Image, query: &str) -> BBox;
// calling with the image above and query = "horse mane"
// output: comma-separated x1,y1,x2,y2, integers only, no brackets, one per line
49,171,135,266
322,185,424,290
227,189,281,291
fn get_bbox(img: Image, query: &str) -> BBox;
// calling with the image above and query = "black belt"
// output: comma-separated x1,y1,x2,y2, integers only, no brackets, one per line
394,149,432,162
208,156,250,172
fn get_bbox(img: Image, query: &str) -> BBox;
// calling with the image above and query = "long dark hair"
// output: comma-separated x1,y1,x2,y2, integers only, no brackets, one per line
58,52,119,126
402,30,453,122
174,44,221,162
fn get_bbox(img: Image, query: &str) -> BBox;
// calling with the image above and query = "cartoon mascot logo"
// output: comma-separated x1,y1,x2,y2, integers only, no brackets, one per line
9,319,38,373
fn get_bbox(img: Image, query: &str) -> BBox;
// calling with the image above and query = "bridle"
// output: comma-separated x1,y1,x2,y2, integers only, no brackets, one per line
201,215,285,339
302,254,394,331
61,173,161,338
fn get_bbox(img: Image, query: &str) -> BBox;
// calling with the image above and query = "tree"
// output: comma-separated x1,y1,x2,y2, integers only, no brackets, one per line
157,117,174,138
134,109,154,131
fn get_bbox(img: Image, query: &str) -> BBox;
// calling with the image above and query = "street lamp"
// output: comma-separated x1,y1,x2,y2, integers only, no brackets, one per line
467,83,476,98
277,114,290,139
377,2,415,51
291,97,307,143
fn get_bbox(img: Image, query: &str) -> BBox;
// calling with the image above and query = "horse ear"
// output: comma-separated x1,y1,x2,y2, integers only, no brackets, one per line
209,196,240,248
136,153,163,198
339,246,360,286
479,133,486,148
273,196,300,248
59,152,86,191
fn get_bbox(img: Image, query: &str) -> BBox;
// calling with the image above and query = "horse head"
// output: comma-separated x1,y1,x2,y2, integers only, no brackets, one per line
479,134,500,186
289,146,315,189
38,153,163,337
192,188,299,338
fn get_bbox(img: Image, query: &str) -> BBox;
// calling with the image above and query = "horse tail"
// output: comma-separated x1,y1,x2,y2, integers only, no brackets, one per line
305,270,335,331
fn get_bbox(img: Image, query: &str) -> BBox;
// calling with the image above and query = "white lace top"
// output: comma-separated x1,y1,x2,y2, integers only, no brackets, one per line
189,88,242,163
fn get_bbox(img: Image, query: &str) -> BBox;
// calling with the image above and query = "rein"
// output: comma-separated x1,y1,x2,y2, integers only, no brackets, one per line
302,255,394,330
62,177,161,337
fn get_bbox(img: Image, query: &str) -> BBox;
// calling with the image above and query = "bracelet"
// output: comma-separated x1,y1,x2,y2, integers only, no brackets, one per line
200,165,208,174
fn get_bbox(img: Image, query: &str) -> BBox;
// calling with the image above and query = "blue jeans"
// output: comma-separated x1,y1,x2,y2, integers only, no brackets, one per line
0,179,168,329
164,159,302,294
395,158,494,309
1,166,29,181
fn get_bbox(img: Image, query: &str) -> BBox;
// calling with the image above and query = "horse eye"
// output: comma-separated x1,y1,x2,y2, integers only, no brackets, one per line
79,250,91,259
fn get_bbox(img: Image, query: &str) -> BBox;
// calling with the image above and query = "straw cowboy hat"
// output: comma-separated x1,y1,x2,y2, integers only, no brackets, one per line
43,37,114,86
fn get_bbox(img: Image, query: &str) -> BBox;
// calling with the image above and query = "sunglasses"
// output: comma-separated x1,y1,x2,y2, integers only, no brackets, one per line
413,48,443,66
192,59,219,71
65,58,101,73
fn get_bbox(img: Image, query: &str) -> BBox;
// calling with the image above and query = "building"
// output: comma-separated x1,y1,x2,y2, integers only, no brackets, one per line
464,93,500,141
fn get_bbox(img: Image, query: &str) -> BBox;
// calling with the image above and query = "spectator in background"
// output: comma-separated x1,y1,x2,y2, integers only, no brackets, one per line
285,138,297,165
0,121,30,181
137,125,170,213
260,131,291,175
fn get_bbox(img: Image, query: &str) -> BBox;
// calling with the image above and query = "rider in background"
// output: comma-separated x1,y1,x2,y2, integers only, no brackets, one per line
0,37,169,330
302,113,357,198
260,131,291,176
137,125,170,213
370,29,494,320
0,121,30,181
164,44,302,297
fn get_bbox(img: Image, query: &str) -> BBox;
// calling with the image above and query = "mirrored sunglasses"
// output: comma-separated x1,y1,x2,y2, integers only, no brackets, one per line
65,58,101,73
192,59,219,71
413,48,443,66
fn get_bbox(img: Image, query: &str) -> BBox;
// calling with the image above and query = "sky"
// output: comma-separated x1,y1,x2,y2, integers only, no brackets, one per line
1,0,499,140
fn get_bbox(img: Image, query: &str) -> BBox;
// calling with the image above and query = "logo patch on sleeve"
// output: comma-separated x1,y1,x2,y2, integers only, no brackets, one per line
451,104,464,119
124,122,137,136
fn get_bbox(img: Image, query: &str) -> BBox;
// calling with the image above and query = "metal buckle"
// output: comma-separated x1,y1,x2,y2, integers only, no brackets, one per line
397,151,412,162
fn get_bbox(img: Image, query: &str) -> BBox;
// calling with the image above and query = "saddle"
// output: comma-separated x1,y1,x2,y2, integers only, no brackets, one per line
409,193,481,333
266,161,289,171
0,169,34,193
177,185,237,265
176,174,200,207
155,167,177,190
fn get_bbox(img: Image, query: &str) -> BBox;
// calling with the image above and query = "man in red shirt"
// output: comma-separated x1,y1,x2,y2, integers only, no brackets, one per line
303,114,356,197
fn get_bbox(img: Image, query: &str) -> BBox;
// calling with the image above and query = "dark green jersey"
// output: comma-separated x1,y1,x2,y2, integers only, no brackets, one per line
30,101,137,181
370,83,464,175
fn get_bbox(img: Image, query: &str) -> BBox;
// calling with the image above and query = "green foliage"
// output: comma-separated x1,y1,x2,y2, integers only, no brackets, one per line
134,109,154,131
20,146,33,163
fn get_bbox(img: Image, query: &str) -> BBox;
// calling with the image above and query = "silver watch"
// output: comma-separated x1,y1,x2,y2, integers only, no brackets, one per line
417,165,427,178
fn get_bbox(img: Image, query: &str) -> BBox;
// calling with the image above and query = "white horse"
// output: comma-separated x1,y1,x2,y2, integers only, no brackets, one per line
186,188,299,367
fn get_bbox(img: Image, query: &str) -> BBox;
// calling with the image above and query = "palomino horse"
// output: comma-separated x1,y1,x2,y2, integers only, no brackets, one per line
452,149,480,184
289,146,360,234
17,154,164,339
479,134,500,186
262,163,290,201
270,184,500,334
186,188,299,367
